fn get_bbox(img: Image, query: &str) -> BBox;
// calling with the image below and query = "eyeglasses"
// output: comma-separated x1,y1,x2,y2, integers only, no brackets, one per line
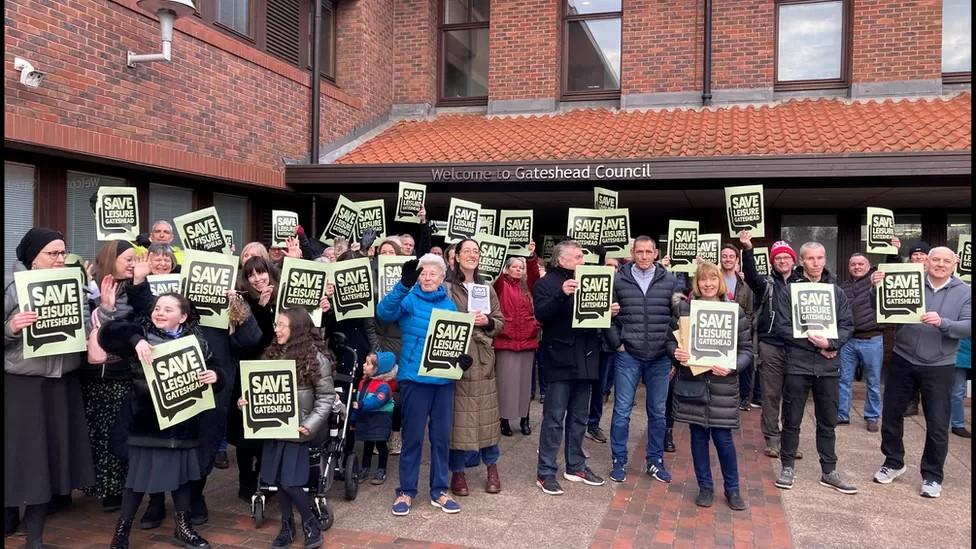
43,251,68,258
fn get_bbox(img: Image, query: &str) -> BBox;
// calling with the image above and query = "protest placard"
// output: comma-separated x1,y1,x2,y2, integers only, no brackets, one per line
600,208,631,259
572,265,615,329
594,187,618,210
697,233,722,268
876,263,925,324
240,360,300,440
395,182,426,223
377,255,415,302
725,184,765,237
667,220,699,274
142,336,215,430
174,207,228,253
95,186,139,241
499,210,533,257
567,208,603,264
180,250,238,329
467,284,491,314
271,210,299,247
446,198,482,243
752,247,770,276
430,220,449,238
14,267,87,359
475,233,511,284
688,300,740,370
956,234,971,283
417,309,475,381
147,274,181,297
329,257,374,321
790,283,839,339
866,207,897,255
276,257,330,327
320,195,360,244
355,199,386,242
222,229,235,254
478,209,497,236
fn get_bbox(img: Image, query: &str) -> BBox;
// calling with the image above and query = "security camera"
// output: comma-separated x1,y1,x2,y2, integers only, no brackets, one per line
14,57,46,89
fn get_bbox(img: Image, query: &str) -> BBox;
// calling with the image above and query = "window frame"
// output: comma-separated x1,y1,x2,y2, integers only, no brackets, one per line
307,0,338,81
941,0,972,83
561,0,623,101
437,0,490,107
773,0,852,92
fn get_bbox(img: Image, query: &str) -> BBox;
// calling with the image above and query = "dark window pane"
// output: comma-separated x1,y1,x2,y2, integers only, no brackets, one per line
777,1,843,81
444,0,490,24
442,28,489,98
943,0,972,73
308,2,336,77
566,18,621,92
566,0,621,16
217,0,250,36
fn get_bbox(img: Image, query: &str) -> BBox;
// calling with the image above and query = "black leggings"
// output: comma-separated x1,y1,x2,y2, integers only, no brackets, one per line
120,484,191,520
361,441,389,471
279,485,313,524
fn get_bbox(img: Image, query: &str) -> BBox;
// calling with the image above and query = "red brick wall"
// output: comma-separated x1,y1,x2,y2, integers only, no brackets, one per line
621,0,701,95
393,0,438,104
711,0,774,90
851,0,942,83
488,0,561,101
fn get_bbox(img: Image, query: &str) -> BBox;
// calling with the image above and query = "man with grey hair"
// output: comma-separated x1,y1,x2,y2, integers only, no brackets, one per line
399,234,416,256
838,252,883,432
872,246,971,498
771,241,856,494
135,219,184,264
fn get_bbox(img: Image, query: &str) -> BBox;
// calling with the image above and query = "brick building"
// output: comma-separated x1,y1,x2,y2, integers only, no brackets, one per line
4,0,972,276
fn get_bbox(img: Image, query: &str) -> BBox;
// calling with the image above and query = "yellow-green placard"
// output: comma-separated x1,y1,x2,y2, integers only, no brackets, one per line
667,220,699,274
956,234,971,283
320,195,360,244
272,210,299,247
180,250,238,330
478,209,497,236
790,282,839,339
378,255,416,302
142,336,216,430
241,360,300,440
147,274,181,297
567,208,603,264
725,184,765,237
697,233,722,267
475,233,511,284
752,247,770,276
499,210,533,257
14,267,87,359
277,257,329,327
174,207,228,253
395,181,426,224
572,265,615,329
866,207,897,255
96,186,139,241
446,198,482,244
688,300,740,370
329,257,375,321
876,263,925,324
430,220,448,238
600,208,631,259
355,199,386,242
594,187,618,210
418,309,475,380
222,229,235,254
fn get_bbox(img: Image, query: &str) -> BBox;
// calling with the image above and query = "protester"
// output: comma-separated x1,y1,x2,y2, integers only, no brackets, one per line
134,220,185,265
838,253,883,431
354,352,397,485
431,246,444,257
98,292,224,549
377,239,403,257
147,243,179,275
606,236,680,484
4,228,96,548
771,241,857,494
951,338,972,438
533,240,608,495
239,242,271,267
493,250,541,438
720,244,755,410
668,261,751,510
268,243,287,267
399,234,416,256
899,240,931,417
871,247,971,498
376,254,468,516
239,308,335,549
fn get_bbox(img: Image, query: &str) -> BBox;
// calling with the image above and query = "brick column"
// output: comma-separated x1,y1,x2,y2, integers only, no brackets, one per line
487,0,561,114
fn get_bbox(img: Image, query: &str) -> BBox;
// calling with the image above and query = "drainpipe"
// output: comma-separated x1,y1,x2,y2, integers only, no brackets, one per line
702,0,713,107
310,0,323,235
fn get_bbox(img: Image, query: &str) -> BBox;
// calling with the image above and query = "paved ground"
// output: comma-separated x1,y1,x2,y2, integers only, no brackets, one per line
11,383,973,548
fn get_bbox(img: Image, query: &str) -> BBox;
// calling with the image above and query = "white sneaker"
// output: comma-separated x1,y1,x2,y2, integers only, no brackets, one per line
920,480,942,498
873,465,907,484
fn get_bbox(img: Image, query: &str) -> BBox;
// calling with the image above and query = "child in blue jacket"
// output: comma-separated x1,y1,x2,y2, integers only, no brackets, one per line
354,352,397,485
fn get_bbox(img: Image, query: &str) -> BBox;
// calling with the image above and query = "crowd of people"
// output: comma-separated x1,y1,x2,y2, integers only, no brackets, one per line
3,204,971,548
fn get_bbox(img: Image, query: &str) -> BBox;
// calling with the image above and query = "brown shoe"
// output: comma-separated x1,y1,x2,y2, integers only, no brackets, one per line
866,420,880,433
795,450,804,460
764,446,780,458
450,472,469,496
486,464,501,493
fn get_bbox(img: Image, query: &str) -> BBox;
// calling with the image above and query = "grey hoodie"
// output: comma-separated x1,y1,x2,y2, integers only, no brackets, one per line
893,276,971,366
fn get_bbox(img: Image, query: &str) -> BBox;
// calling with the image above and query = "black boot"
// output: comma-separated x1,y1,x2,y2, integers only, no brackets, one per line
520,417,532,436
22,504,46,549
271,515,295,549
102,494,122,512
189,479,208,526
302,515,323,548
109,518,133,549
173,511,209,548
139,493,166,529
664,428,676,453
500,418,513,437
47,494,72,515
4,506,19,536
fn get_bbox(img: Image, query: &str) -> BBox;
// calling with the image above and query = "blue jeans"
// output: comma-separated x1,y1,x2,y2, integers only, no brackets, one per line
588,352,614,429
610,352,672,466
397,381,454,500
537,380,590,477
839,336,883,421
951,368,969,429
689,424,739,493
449,445,500,471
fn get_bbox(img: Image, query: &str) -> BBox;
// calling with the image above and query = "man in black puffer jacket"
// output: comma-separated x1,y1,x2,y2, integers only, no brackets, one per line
838,253,883,431
770,241,856,495
605,236,681,484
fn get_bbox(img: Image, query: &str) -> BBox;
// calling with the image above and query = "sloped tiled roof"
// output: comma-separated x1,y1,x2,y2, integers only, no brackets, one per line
336,93,971,164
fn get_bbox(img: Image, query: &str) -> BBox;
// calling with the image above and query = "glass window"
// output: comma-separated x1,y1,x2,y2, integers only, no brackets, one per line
308,1,337,79
859,214,923,265
66,171,128,264
213,193,249,252
947,213,972,252
5,162,36,276
217,0,251,37
148,183,193,248
781,214,839,276
776,0,848,87
439,0,490,103
563,0,621,96
943,0,972,75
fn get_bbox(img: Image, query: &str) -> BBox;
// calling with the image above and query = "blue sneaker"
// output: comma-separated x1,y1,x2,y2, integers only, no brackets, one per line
646,460,672,483
391,494,412,516
609,460,626,483
430,493,460,514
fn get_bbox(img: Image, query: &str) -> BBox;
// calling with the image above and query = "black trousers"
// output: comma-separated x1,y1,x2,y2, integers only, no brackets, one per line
780,373,840,473
881,354,955,483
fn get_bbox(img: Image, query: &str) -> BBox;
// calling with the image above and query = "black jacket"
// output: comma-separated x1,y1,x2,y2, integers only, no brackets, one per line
532,266,600,382
839,268,881,338
606,262,682,361
772,267,855,377
742,248,791,346
81,280,154,380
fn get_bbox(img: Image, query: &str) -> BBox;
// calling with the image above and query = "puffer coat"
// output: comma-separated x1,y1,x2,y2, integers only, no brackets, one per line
606,262,682,361
376,281,457,386
492,261,540,352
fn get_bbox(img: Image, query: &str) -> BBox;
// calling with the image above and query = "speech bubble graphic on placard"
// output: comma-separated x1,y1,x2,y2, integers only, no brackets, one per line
448,205,480,241
793,288,835,333
728,191,763,232
753,249,770,276
574,272,612,324
692,309,736,358
149,346,209,422
671,229,698,265
959,240,972,280
272,212,299,245
99,193,137,234
281,267,327,311
332,263,372,316
879,271,924,318
24,280,83,352
246,369,296,429
184,262,235,319
477,239,508,283
868,213,896,250
183,214,226,252
423,319,472,371
397,187,425,219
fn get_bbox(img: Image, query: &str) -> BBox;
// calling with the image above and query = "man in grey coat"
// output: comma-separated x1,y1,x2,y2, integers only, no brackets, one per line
871,246,972,498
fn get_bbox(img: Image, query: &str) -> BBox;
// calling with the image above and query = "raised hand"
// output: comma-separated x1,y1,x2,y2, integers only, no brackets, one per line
135,339,153,366
285,236,302,258
738,230,753,250
100,275,118,310
133,254,151,284
8,311,39,334
259,285,275,307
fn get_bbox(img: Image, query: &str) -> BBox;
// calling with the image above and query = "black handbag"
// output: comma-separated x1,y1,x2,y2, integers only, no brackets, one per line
672,376,708,406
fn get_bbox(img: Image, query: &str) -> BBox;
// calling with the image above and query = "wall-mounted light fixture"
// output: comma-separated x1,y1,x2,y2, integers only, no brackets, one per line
127,0,196,68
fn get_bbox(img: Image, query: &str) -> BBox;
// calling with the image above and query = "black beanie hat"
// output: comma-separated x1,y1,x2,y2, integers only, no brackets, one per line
16,228,65,268
115,240,134,257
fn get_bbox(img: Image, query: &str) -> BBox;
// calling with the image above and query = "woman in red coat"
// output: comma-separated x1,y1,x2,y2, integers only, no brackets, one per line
493,242,541,437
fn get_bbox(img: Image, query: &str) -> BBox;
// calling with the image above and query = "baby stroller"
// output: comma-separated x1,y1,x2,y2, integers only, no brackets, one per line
250,333,362,531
